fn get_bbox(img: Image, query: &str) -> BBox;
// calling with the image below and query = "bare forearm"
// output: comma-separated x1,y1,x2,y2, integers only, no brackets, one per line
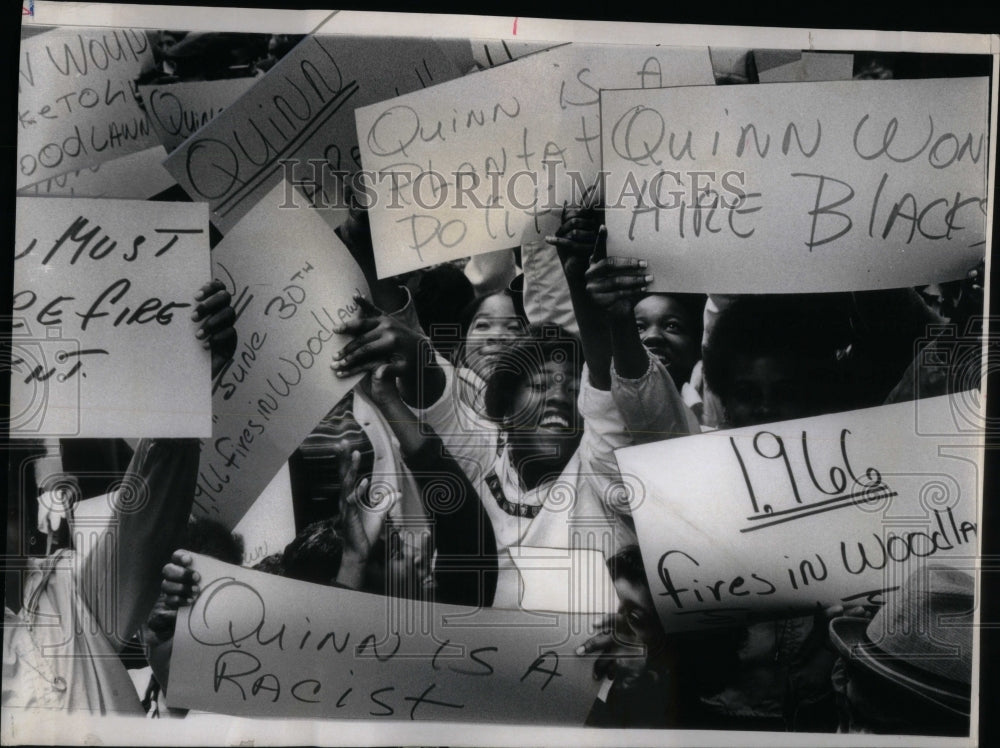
81,439,200,650
566,277,612,391
377,393,428,457
609,316,650,380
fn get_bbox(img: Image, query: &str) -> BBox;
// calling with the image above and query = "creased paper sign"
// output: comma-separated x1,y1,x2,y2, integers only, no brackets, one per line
139,78,256,152
615,394,981,632
16,145,175,199
233,463,295,568
355,43,714,278
194,181,367,528
163,35,460,233
11,197,211,438
169,554,602,722
469,39,564,69
17,27,156,189
600,77,989,293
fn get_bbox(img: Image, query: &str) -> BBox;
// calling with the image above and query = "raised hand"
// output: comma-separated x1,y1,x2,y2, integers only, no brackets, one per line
575,612,649,685
331,295,426,380
545,206,605,279
145,550,200,642
584,229,652,320
193,279,237,379
331,295,443,408
336,449,396,589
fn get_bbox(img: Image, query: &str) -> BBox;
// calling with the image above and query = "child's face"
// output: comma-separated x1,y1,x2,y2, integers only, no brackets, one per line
463,294,523,370
504,358,583,464
612,575,666,653
724,354,816,428
634,295,700,387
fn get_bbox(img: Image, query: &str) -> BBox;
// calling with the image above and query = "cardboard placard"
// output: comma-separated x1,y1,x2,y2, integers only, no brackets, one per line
615,394,981,631
11,197,211,438
600,77,989,293
139,78,256,152
169,554,602,722
16,145,175,199
163,35,460,233
194,181,367,528
355,43,714,278
17,27,156,189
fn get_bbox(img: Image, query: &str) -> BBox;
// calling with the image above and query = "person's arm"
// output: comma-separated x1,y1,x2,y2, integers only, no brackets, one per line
79,280,236,650
544,209,619,390
581,240,696,443
334,447,396,590
582,234,652,380
366,365,497,606
141,550,201,693
332,295,445,409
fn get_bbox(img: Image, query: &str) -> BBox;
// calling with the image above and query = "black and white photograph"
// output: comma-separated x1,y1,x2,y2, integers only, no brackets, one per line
3,1,997,745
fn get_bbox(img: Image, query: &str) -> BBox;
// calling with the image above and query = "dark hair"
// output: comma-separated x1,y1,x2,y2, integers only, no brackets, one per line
482,323,583,423
183,517,244,565
702,294,853,404
251,553,285,576
410,264,476,357
606,545,646,585
281,519,344,586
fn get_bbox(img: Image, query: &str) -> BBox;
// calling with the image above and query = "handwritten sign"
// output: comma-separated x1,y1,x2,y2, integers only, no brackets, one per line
615,394,981,631
356,43,714,278
233,463,295,568
17,27,156,190
470,39,563,69
600,77,989,293
16,145,175,199
195,181,367,528
139,78,255,152
11,197,210,438
169,554,601,722
164,35,460,233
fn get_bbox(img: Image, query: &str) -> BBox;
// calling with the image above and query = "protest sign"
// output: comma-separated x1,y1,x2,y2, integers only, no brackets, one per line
600,77,989,293
355,43,714,278
16,145,175,199
469,39,563,69
139,78,255,152
615,394,981,631
509,547,617,616
11,197,211,438
17,27,156,190
195,181,368,528
233,463,296,567
169,554,602,722
163,35,460,233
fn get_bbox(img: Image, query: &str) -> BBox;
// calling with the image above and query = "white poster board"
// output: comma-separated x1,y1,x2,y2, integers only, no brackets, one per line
356,43,714,277
169,554,602,723
17,27,156,189
194,181,368,528
11,197,211,438
616,394,981,631
600,77,989,292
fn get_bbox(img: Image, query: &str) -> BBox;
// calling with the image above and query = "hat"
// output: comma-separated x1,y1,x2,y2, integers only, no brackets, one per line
829,566,974,716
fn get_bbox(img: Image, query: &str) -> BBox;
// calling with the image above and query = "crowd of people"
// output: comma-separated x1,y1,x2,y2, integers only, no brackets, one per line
4,32,983,737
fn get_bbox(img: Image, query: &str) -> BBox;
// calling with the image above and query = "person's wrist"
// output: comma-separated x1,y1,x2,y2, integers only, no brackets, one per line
336,552,367,587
